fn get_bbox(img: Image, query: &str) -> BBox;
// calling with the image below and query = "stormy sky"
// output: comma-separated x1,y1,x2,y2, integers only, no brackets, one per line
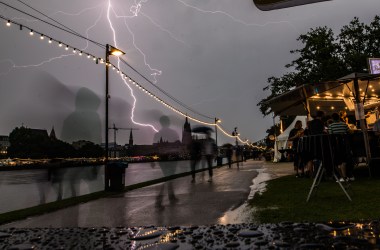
0,0,379,146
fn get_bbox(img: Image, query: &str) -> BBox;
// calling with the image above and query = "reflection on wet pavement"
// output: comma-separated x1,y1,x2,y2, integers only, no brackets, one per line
1,221,379,249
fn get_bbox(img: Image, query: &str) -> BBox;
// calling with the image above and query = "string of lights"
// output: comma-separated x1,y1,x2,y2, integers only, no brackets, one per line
1,15,254,146
0,1,105,49
15,0,88,43
119,57,215,120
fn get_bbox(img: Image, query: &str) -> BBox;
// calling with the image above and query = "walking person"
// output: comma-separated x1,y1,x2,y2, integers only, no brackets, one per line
203,131,217,182
189,138,202,183
225,146,233,168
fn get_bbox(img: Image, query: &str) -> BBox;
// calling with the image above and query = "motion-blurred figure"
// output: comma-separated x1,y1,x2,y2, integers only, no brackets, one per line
189,138,202,183
153,116,179,208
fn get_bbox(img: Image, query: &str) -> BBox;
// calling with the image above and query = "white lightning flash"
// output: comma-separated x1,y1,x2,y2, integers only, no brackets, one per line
176,0,299,31
107,0,158,132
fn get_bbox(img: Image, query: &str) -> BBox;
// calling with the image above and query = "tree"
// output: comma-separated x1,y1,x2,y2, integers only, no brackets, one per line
8,127,51,158
76,142,104,158
258,16,380,116
8,126,76,159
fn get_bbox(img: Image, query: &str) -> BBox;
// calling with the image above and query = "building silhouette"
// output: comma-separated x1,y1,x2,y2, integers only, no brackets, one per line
130,117,192,158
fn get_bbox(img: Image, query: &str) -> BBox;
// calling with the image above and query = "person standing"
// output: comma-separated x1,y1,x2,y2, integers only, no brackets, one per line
203,131,217,182
288,120,304,177
328,112,354,182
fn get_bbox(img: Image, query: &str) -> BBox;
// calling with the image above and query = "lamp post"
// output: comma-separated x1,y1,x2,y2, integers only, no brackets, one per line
215,118,221,166
105,44,125,190
214,118,221,147
232,127,239,147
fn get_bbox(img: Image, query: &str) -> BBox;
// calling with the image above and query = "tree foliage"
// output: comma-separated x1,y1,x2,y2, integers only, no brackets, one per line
258,16,380,116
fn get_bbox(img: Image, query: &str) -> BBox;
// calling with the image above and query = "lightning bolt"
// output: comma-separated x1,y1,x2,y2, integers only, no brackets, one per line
1,1,159,132
107,0,158,132
175,0,299,31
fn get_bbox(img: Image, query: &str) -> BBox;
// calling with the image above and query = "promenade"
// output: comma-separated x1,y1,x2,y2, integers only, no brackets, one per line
1,159,293,228
1,161,380,249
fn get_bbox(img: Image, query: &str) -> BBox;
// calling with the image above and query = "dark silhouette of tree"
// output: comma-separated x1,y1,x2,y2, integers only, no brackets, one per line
258,16,380,116
8,127,51,158
76,142,104,158
7,126,102,159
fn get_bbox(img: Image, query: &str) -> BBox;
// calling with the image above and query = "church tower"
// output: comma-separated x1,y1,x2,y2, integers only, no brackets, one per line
182,117,192,145
129,129,134,146
50,126,57,140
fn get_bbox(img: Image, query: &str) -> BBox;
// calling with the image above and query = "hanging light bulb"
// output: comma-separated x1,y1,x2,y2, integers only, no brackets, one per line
79,51,82,56
59,42,62,47
65,45,69,50
73,49,76,53
6,20,11,27
29,29,34,36
87,54,91,59
40,34,44,40
48,38,52,44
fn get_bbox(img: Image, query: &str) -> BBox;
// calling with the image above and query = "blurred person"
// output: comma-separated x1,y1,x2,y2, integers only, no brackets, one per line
288,120,304,177
189,138,202,183
225,146,233,168
328,112,354,182
339,110,349,124
153,116,179,208
203,131,217,182
309,110,326,135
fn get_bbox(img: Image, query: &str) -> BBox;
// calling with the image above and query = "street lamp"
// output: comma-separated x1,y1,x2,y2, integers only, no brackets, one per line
214,118,221,166
105,44,125,190
214,118,221,147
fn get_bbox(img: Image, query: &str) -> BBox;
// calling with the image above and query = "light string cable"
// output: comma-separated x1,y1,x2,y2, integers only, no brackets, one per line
119,57,214,120
0,1,105,49
1,15,250,145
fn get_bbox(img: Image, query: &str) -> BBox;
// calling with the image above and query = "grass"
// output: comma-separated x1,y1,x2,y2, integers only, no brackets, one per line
248,167,380,223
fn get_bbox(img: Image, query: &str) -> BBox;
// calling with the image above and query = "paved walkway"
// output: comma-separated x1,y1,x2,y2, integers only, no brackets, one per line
2,160,294,228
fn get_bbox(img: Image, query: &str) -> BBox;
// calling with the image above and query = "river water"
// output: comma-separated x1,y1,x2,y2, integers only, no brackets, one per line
0,159,225,214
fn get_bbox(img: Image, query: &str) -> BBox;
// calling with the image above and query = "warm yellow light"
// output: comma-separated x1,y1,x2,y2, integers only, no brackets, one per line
109,46,125,57
331,106,335,110
317,106,320,110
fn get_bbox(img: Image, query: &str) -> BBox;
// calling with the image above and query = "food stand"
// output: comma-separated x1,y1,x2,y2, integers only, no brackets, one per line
265,72,380,175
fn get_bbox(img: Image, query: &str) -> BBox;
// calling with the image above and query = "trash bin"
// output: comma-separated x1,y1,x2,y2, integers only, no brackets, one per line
106,162,128,191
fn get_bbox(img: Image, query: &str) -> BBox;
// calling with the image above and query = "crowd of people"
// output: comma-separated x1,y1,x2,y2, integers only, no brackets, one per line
288,110,358,182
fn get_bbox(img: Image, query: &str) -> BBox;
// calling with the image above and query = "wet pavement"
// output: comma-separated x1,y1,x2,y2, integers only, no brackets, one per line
1,160,380,248
2,160,278,228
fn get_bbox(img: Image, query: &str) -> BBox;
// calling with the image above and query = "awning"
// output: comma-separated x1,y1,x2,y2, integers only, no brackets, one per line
264,73,380,116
